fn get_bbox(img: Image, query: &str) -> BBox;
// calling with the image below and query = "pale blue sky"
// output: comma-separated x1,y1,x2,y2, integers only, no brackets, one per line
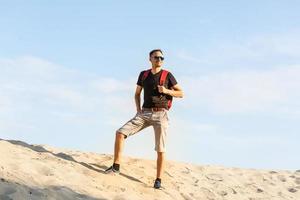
1,1,300,170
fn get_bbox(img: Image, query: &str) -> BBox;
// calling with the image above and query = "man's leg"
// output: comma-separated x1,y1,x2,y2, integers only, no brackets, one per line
153,110,168,188
114,132,125,164
154,151,165,189
106,113,149,173
105,132,125,173
156,151,165,179
113,113,149,165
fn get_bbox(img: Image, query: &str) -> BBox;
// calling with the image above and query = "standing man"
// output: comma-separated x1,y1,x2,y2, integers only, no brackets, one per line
105,49,184,189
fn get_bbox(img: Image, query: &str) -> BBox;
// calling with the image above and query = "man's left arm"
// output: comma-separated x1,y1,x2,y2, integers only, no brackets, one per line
158,84,184,98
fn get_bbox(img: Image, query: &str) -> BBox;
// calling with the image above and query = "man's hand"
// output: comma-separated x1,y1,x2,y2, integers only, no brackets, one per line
136,108,142,114
157,85,168,94
158,84,184,98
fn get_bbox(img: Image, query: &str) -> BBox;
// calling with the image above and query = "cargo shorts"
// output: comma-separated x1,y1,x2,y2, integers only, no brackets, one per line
117,109,169,152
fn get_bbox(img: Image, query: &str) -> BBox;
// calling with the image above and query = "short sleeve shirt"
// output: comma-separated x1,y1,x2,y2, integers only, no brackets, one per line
137,69,178,109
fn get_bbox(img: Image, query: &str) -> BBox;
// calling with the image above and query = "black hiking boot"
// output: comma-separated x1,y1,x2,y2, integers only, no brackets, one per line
153,178,161,189
105,163,120,174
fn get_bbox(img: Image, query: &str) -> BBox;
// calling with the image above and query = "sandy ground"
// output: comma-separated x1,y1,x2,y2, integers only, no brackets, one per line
0,139,299,200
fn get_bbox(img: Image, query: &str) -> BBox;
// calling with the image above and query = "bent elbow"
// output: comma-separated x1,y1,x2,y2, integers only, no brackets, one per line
179,91,184,98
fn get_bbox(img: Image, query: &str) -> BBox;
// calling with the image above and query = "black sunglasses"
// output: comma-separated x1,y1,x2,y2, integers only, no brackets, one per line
153,56,164,61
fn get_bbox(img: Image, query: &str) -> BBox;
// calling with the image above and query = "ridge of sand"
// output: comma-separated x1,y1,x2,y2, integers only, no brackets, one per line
0,139,299,200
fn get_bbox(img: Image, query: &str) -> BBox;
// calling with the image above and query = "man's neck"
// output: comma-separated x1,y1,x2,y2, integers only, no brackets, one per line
151,66,162,74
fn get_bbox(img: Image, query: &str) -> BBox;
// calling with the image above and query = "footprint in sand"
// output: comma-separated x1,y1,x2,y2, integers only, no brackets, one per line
205,174,223,181
269,171,278,174
217,190,228,196
277,175,287,182
256,188,263,193
182,167,192,174
288,188,298,193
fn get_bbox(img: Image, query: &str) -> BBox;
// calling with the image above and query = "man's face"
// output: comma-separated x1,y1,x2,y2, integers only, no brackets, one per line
150,51,164,68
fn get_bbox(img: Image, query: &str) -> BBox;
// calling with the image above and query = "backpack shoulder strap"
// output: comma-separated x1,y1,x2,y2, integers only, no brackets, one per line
160,70,169,86
160,69,172,110
142,69,151,81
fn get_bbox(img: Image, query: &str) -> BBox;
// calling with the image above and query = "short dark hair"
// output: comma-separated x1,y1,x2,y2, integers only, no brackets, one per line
149,49,163,57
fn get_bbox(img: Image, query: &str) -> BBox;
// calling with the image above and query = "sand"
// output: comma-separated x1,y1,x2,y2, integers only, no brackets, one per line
0,139,299,200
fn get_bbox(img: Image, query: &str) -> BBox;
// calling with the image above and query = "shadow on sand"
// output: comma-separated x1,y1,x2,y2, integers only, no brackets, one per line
0,178,106,200
1,139,147,186
1,139,105,175
91,163,147,186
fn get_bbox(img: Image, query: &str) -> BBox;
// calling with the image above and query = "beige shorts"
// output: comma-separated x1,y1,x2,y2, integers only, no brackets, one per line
117,109,169,152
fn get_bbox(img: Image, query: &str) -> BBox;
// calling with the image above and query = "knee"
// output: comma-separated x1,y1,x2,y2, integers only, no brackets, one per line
116,131,125,140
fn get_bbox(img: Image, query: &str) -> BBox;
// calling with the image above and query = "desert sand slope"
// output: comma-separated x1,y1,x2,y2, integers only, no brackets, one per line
0,139,299,200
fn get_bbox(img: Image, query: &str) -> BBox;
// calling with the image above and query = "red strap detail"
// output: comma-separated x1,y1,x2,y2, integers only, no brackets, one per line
161,70,172,109
160,70,169,86
142,69,151,81
168,100,172,109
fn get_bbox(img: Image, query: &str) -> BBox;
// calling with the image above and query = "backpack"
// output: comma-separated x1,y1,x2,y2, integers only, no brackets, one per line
142,69,173,110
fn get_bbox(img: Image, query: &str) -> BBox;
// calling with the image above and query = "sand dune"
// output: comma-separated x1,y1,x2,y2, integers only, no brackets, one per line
0,139,299,200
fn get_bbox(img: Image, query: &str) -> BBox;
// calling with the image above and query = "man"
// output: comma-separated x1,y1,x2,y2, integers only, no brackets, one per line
105,49,184,189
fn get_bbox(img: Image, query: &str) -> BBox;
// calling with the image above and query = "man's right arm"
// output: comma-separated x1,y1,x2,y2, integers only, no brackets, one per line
135,85,143,113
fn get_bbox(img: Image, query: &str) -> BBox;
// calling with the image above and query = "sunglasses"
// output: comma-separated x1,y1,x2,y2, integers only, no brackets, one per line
153,56,164,61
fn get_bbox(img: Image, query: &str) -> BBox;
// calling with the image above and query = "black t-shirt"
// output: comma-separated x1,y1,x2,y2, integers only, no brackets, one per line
137,69,178,109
